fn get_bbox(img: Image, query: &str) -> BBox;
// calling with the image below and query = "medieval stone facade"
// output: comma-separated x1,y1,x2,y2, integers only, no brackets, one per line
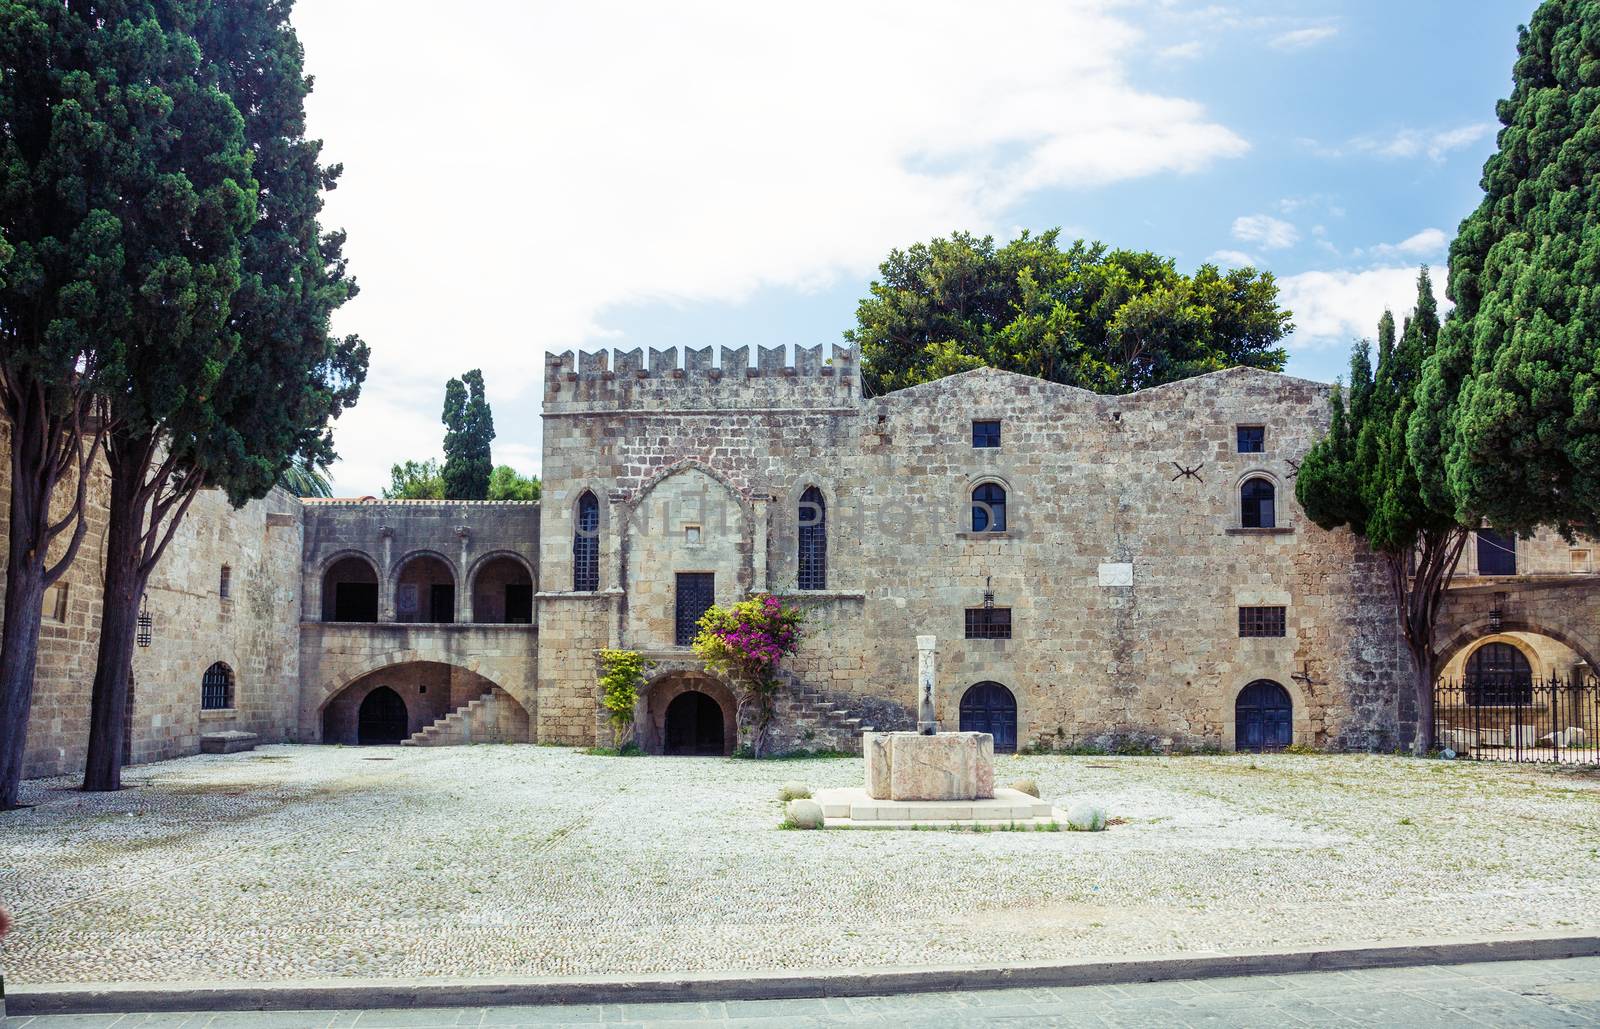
5,344,1597,777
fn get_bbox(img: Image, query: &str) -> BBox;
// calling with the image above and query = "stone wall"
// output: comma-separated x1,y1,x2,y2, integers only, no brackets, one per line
1,419,303,777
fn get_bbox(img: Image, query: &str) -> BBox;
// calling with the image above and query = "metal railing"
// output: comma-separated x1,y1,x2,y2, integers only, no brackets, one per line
1434,675,1598,763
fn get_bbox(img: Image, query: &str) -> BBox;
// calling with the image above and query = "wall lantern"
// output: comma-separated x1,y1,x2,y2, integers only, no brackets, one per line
1488,605,1503,633
982,575,995,610
136,594,153,648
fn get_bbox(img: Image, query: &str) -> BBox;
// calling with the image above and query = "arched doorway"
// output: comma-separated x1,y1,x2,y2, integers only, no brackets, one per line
664,691,725,755
358,686,410,744
1235,679,1292,752
1464,641,1534,706
959,681,1017,753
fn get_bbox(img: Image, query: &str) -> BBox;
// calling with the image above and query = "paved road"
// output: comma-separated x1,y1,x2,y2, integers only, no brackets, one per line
8,956,1600,1027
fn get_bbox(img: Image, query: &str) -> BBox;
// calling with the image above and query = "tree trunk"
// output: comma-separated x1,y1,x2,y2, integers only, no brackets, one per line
81,453,144,792
1407,640,1437,755
0,492,49,809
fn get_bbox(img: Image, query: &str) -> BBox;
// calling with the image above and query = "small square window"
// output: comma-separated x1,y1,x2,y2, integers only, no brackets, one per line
1571,549,1591,572
965,607,1012,639
1238,606,1286,638
684,525,702,545
972,420,1001,448
1237,425,1265,453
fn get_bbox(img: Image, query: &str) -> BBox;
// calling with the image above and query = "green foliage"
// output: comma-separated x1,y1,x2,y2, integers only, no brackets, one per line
692,594,805,758
1413,0,1600,537
441,369,494,500
487,465,541,502
382,458,445,500
598,649,649,745
848,230,1291,395
582,743,643,757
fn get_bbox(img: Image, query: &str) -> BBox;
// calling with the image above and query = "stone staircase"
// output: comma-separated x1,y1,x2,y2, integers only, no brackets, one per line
402,687,529,746
772,683,899,755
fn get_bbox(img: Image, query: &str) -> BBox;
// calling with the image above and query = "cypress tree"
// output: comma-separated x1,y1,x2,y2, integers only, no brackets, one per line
441,369,494,500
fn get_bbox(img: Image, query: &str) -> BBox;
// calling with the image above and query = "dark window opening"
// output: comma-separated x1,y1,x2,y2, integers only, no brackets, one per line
429,583,456,623
1477,529,1517,575
972,420,1002,448
675,572,715,646
965,607,1012,639
358,686,409,744
201,662,234,711
1241,477,1276,528
333,583,379,622
504,584,533,623
1238,606,1286,638
574,491,600,591
798,486,827,590
1465,642,1533,706
1237,425,1265,453
972,483,1007,532
219,565,231,599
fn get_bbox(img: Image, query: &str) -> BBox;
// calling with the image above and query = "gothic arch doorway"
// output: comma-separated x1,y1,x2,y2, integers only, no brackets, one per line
358,686,410,744
664,691,725,756
1235,679,1292,752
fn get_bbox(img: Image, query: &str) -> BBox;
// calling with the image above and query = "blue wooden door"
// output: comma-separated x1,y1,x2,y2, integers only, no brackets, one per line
959,681,1018,753
1235,680,1292,751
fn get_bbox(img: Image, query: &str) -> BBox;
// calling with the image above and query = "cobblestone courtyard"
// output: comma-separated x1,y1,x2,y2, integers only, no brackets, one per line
2,747,1597,985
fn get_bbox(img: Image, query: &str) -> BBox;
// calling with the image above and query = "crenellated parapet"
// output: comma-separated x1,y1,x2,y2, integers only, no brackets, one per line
544,343,860,412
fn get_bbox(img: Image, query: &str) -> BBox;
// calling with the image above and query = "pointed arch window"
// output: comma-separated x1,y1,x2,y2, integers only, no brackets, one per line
574,491,600,591
972,483,1007,532
798,486,827,590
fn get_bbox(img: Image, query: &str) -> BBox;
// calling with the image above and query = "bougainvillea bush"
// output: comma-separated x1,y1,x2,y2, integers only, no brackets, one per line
691,594,805,757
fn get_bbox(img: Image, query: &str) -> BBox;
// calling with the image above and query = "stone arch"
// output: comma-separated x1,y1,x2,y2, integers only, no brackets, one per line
320,549,381,622
1221,671,1311,751
1236,470,1282,529
639,670,737,756
966,473,1013,533
1436,619,1600,682
317,659,530,744
466,550,536,622
625,459,754,515
391,549,459,623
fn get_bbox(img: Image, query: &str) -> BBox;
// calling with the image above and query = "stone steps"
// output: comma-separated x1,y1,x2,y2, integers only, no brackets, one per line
402,688,529,746
772,685,878,754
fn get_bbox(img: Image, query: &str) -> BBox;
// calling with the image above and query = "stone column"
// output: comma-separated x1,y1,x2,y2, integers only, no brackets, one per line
917,634,938,734
751,494,770,592
455,525,472,623
378,524,395,622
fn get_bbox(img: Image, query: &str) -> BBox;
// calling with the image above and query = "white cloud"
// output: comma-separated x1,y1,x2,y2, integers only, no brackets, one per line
1232,214,1300,250
1158,40,1205,60
1367,228,1449,259
1277,266,1453,351
292,1,1250,493
1270,26,1338,50
1309,123,1496,162
1208,249,1258,268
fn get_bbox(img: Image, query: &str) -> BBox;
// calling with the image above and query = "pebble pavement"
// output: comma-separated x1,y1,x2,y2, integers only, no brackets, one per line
0,746,1596,985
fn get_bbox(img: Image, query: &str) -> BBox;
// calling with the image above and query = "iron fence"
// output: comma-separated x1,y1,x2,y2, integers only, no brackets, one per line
1434,675,1599,764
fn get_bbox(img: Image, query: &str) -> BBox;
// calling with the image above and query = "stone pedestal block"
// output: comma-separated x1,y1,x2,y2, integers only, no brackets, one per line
863,731,994,800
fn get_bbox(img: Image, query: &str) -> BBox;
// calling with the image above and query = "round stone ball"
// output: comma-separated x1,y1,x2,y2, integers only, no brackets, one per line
786,798,825,829
1010,777,1040,798
1066,801,1107,832
778,781,812,802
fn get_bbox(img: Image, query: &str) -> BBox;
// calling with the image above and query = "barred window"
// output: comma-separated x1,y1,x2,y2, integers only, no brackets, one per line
1241,477,1276,528
219,565,231,599
1238,606,1286,638
1476,528,1516,575
1465,642,1533,706
573,491,600,591
1237,425,1265,453
965,607,1012,639
972,483,1007,532
201,662,234,710
798,486,826,590
972,420,1001,448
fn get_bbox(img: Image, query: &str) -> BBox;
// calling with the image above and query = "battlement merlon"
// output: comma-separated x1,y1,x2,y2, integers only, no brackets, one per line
542,344,861,413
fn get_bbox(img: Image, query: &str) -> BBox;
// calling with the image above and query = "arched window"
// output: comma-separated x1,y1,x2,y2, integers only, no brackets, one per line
1241,477,1276,528
201,662,234,710
574,491,600,591
798,486,826,590
972,483,1007,532
1465,642,1533,706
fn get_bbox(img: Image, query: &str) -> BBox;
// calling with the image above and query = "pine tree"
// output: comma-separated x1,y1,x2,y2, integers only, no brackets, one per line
441,369,494,500
1414,0,1600,536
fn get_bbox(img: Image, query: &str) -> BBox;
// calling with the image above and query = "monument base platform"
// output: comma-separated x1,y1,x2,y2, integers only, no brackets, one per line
814,786,1065,828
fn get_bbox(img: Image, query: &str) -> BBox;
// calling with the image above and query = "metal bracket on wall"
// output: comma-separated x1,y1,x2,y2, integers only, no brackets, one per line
1287,457,1302,480
1291,660,1326,687
1171,461,1204,482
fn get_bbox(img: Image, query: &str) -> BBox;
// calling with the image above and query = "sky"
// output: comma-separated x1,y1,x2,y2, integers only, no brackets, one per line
290,0,1539,496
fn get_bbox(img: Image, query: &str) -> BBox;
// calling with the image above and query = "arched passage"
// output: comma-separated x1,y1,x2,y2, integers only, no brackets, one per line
394,553,456,623
959,681,1017,753
358,687,409,744
318,661,527,744
322,553,379,622
471,554,534,623
641,671,736,756
1235,679,1293,752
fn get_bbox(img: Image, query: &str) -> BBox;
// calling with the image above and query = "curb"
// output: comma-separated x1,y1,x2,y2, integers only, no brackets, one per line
9,932,1600,1016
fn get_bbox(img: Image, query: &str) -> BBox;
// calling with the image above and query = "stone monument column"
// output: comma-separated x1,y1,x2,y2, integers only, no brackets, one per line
917,634,938,734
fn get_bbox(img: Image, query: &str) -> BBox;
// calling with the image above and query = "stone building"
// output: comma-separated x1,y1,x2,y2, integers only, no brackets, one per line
4,344,1598,777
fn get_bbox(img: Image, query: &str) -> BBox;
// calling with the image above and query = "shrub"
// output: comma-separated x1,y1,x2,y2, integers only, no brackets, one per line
692,594,805,758
598,650,651,747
